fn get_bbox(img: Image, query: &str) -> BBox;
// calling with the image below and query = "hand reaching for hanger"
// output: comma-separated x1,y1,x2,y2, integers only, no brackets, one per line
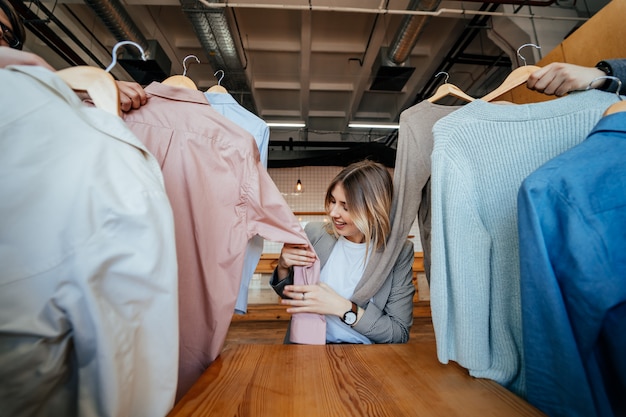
116,80,148,112
526,62,606,96
1,47,147,112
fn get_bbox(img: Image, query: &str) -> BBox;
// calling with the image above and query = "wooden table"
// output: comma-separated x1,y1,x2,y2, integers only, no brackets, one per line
168,343,545,417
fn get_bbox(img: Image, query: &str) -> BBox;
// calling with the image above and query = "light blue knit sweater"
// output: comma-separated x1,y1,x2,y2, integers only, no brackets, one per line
429,90,620,397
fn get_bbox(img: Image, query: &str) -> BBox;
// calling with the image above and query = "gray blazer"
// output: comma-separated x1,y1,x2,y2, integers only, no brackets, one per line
272,222,415,343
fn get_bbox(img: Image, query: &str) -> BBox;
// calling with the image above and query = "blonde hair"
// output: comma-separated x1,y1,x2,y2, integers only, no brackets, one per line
324,160,393,256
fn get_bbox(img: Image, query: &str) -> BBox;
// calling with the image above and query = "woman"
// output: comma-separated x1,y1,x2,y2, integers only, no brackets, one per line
271,160,415,344
0,0,54,71
0,0,25,50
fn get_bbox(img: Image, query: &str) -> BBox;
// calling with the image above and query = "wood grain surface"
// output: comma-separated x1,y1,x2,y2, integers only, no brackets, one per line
168,343,545,417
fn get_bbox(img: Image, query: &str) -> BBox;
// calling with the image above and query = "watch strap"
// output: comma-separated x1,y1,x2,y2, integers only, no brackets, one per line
350,301,358,315
342,302,358,325
595,61,614,90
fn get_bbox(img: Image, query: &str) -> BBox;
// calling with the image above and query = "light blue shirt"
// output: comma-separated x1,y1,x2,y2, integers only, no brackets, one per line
205,91,269,167
205,91,270,314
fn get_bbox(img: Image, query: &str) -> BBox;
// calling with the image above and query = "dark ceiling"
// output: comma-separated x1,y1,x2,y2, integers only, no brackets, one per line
11,0,608,167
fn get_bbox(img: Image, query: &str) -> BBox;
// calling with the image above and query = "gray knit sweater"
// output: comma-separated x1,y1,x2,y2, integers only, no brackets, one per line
429,89,620,397
353,102,459,305
393,102,460,281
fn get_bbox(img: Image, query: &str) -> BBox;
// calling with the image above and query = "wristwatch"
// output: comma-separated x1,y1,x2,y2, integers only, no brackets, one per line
342,302,358,326
595,61,614,90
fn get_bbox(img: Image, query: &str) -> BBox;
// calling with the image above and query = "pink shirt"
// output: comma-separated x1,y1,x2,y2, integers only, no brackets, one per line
123,83,322,399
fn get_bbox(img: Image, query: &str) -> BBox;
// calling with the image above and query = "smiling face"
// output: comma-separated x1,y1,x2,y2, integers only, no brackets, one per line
327,183,365,244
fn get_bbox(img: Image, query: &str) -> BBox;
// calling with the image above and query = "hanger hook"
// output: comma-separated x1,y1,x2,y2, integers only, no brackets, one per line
516,43,541,67
182,55,200,77
586,75,623,101
435,71,450,84
214,69,225,85
106,40,146,73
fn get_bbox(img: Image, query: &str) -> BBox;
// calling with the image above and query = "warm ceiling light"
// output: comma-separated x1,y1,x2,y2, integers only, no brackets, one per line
294,179,304,194
266,122,306,128
348,122,400,129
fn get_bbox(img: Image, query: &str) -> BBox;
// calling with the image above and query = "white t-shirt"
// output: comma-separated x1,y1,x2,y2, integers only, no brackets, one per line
321,236,372,344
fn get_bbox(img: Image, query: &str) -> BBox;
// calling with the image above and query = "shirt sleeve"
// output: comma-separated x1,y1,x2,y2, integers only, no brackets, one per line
70,189,179,417
430,149,492,369
518,177,621,417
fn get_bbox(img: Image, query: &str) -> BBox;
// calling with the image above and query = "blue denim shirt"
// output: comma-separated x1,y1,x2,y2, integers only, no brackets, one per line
517,111,626,417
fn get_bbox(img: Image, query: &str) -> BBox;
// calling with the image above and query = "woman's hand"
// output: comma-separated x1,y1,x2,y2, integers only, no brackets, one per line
276,243,316,279
282,282,352,318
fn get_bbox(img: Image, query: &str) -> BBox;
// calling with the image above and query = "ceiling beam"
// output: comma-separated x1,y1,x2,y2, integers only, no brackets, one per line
342,14,391,129
300,10,312,127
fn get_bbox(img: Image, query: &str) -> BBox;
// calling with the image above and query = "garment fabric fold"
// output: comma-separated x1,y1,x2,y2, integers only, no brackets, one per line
204,91,270,315
429,90,620,396
123,83,324,399
0,66,179,417
518,111,626,417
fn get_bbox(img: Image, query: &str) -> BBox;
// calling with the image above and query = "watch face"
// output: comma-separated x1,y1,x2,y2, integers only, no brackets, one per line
343,311,357,325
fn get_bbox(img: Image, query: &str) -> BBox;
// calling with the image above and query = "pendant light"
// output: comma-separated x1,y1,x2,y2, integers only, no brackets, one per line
294,178,304,194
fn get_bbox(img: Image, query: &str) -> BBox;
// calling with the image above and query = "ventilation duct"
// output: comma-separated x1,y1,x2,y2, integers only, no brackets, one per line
180,0,257,114
83,0,171,83
387,0,443,65
370,0,441,91
84,0,148,54
370,48,416,92
385,0,556,66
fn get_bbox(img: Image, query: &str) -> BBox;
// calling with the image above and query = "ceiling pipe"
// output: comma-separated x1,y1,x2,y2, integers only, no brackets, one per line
387,0,442,66
452,0,557,5
82,0,148,58
201,1,580,21
180,0,257,114
416,2,503,102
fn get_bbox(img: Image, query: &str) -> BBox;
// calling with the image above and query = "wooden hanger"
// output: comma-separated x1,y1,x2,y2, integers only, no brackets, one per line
55,41,146,117
481,44,541,102
427,72,475,103
592,76,626,116
56,66,120,116
605,101,626,115
162,55,200,89
207,69,228,93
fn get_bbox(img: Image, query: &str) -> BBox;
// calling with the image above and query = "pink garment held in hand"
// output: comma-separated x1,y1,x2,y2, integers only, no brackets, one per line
289,259,326,344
